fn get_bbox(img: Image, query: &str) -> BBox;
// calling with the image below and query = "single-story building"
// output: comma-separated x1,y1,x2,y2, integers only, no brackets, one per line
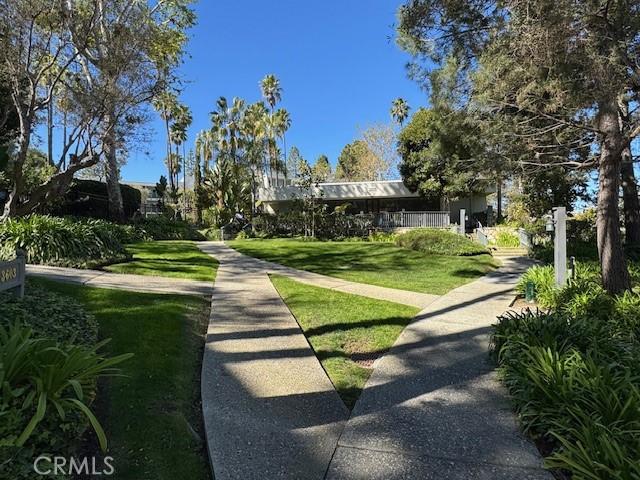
257,179,494,229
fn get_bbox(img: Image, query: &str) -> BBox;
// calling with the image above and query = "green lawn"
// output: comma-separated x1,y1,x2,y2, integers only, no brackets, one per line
104,240,217,282
231,238,497,295
270,275,419,408
31,278,211,480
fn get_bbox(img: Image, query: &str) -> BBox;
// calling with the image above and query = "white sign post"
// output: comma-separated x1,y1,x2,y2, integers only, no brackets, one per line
459,209,466,235
553,207,567,287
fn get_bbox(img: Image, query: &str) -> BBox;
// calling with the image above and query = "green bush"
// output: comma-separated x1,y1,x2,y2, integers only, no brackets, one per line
253,211,376,239
0,215,129,267
368,231,398,243
48,179,142,220
0,323,132,479
131,216,204,241
395,228,489,256
491,309,640,478
490,229,520,248
0,282,97,347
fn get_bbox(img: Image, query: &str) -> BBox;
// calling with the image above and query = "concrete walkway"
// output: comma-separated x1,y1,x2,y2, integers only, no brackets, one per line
197,242,350,479
208,245,439,309
326,256,552,479
26,264,214,296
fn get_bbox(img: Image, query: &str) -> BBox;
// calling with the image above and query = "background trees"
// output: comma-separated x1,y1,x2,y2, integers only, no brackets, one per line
0,0,194,221
312,155,332,182
396,0,640,293
398,107,487,201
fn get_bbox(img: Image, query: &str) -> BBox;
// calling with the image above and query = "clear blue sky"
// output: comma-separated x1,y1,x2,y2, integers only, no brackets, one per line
121,0,426,183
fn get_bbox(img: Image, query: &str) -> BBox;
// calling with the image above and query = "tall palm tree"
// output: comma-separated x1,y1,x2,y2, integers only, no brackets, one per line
241,102,268,216
260,74,282,112
260,75,283,184
390,98,410,126
210,96,246,211
274,108,291,180
153,91,180,192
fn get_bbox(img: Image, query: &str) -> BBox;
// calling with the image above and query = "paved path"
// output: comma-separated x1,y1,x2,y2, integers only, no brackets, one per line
211,245,439,309
326,256,552,479
26,264,214,296
197,242,350,479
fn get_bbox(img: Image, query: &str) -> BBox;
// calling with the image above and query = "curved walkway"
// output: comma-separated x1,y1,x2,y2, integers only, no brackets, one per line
199,243,550,479
26,264,214,296
205,246,440,309
326,256,551,479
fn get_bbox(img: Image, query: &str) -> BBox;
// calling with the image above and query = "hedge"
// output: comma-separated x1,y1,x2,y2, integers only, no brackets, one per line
395,228,490,256
49,179,141,220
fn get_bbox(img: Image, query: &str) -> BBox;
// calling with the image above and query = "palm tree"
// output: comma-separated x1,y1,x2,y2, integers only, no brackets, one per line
274,108,291,179
260,74,282,112
153,91,180,192
169,104,192,217
390,98,410,126
260,75,283,184
241,102,268,216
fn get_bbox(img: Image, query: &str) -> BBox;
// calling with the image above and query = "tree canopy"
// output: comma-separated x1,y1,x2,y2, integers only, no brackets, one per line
398,107,487,200
396,0,640,293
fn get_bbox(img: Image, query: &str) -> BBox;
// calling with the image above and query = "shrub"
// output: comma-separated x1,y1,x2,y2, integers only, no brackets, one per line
49,179,142,220
368,231,398,243
131,216,204,241
0,282,97,347
395,228,489,256
253,211,376,239
490,229,520,248
516,265,557,308
491,309,640,478
0,323,132,479
0,215,128,267
199,226,222,241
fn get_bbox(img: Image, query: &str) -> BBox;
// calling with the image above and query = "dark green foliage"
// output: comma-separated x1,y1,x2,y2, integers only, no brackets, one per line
50,180,141,220
520,168,588,219
395,228,489,256
398,108,488,200
0,215,203,267
131,216,204,241
491,308,640,478
0,215,130,267
497,261,640,477
253,211,376,240
0,291,130,479
0,282,97,346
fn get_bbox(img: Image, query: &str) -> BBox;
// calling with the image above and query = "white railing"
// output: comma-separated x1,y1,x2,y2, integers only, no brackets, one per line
518,228,532,249
476,227,488,246
375,211,450,229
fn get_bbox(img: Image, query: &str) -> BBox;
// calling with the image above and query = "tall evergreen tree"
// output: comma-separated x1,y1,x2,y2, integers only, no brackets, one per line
397,0,640,293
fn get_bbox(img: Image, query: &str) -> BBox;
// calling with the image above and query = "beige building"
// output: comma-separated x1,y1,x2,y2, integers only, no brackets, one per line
257,179,492,228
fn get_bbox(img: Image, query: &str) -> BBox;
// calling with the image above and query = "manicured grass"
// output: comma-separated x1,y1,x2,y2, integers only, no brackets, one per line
270,275,419,408
31,278,211,480
104,240,217,282
231,238,497,295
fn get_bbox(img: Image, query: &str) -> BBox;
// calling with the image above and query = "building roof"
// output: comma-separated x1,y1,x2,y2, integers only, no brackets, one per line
258,179,420,202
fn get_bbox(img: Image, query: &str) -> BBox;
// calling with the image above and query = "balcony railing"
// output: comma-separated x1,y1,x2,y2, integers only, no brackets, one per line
375,211,451,229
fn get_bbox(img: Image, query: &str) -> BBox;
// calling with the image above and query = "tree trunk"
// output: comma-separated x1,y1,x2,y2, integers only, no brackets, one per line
103,116,124,222
596,101,631,294
621,145,640,245
496,177,503,222
1,119,31,220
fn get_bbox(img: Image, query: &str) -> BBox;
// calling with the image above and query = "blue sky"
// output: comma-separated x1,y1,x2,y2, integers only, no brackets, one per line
120,0,426,183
